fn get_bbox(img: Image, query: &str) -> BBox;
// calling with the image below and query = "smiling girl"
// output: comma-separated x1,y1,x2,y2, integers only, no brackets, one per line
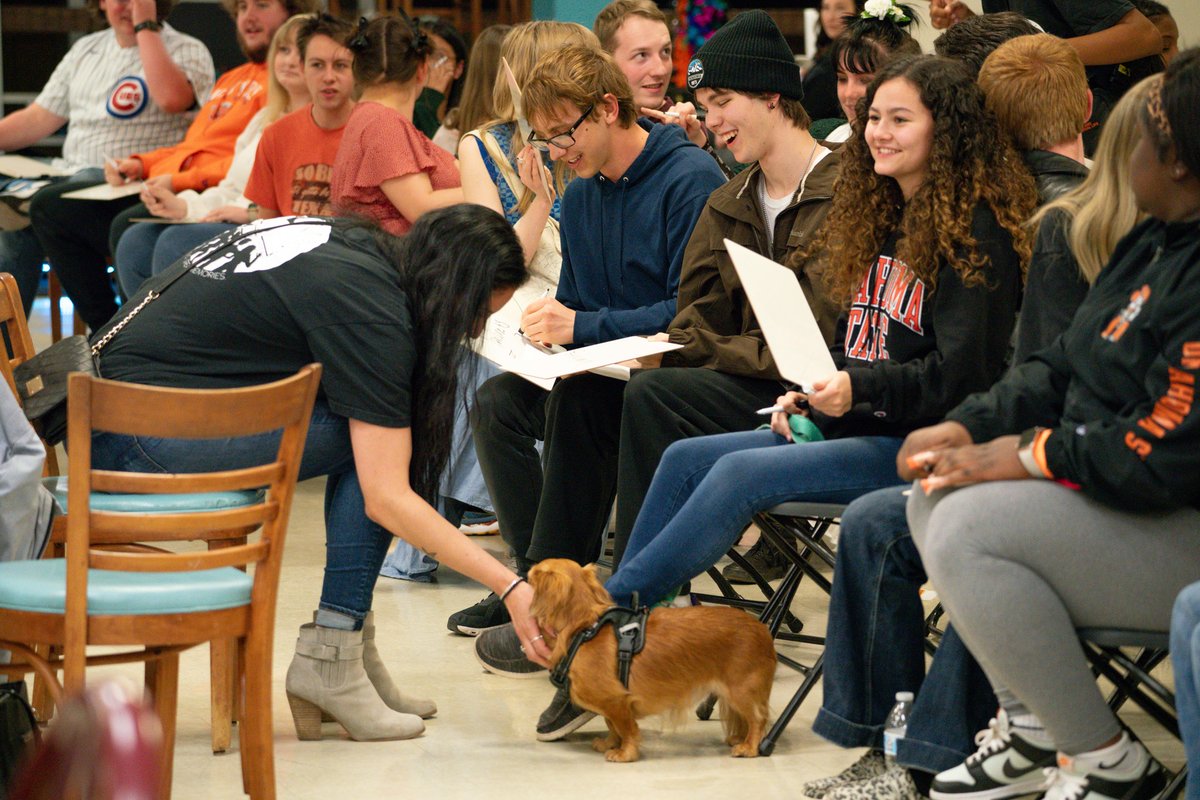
600,54,1036,617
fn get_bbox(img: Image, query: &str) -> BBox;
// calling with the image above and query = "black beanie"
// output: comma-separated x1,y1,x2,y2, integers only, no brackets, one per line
686,10,804,100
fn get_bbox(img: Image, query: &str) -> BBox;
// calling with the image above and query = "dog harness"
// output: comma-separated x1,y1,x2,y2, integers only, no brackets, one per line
549,602,650,693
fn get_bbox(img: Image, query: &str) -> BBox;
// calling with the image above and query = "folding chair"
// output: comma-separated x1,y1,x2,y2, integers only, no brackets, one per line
1078,627,1187,799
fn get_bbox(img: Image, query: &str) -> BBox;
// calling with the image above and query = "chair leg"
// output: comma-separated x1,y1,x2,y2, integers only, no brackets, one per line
240,626,276,800
208,537,246,753
210,638,236,753
31,643,59,722
47,269,63,343
146,652,180,800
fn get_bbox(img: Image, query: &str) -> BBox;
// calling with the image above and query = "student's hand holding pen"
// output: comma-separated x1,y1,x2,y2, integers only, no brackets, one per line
104,155,143,186
520,295,576,346
641,101,707,148
769,390,810,441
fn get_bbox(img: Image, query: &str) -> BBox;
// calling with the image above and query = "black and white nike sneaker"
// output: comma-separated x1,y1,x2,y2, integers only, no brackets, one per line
1041,733,1166,800
932,711,1057,800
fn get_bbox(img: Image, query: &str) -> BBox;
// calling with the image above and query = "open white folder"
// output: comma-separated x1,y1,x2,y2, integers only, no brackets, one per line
62,182,143,201
726,238,836,391
0,155,69,179
474,288,680,387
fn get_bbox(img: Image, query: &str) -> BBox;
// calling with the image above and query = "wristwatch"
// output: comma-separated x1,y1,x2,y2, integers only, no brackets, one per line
1017,427,1050,479
133,19,162,33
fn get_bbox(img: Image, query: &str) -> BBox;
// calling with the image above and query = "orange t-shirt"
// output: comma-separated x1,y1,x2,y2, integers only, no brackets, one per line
243,105,347,216
134,61,268,193
331,101,460,235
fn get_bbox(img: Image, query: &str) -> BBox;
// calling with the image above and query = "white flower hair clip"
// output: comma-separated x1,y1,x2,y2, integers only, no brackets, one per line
862,0,911,23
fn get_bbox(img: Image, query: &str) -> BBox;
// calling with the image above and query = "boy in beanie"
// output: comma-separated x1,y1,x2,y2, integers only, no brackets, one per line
469,13,843,743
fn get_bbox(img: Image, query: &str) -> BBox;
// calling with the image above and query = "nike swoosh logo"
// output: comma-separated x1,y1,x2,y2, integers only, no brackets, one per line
1097,752,1128,771
1002,759,1034,779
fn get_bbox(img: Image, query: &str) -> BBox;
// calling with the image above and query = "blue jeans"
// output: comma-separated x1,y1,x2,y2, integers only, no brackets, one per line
606,429,904,608
812,486,997,773
90,399,391,624
115,221,232,298
1172,581,1200,800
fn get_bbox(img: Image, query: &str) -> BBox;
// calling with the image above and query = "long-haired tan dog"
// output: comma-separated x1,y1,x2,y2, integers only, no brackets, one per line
528,559,777,762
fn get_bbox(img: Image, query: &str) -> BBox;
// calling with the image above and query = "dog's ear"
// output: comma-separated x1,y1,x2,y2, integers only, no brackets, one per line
581,563,614,605
529,562,574,627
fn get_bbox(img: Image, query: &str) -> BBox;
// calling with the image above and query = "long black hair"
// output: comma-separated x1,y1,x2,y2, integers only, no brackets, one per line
369,205,526,503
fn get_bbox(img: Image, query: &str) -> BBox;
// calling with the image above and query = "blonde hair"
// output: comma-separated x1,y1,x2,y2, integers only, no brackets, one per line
978,34,1089,151
1030,74,1157,284
263,14,316,124
593,0,670,53
523,44,637,130
481,22,598,213
444,24,511,141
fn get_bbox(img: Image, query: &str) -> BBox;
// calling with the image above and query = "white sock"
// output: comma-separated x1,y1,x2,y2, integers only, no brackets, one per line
1004,709,1055,748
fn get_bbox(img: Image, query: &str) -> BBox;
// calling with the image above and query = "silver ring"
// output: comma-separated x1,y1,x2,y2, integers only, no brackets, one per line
532,635,544,642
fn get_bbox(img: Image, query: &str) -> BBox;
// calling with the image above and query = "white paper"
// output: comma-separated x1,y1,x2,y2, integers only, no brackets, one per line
473,291,556,390
725,238,836,390
0,155,68,179
62,181,143,201
127,217,204,224
506,336,680,379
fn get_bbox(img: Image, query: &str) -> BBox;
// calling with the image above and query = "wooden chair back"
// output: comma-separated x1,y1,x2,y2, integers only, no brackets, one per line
60,365,321,693
0,272,58,474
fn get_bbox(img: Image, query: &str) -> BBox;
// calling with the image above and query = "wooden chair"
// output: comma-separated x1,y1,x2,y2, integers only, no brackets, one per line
46,268,87,344
1,271,252,751
0,365,321,799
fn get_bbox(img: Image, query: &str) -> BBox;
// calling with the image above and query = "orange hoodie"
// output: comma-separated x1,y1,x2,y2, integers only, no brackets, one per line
134,61,267,192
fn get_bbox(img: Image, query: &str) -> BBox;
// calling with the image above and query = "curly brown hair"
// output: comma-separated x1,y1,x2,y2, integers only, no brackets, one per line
803,55,1037,308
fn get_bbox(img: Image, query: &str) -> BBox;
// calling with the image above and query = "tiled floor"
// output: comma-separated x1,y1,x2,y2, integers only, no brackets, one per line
22,297,1184,799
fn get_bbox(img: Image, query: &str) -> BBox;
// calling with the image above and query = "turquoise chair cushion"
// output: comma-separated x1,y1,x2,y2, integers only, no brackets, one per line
43,478,264,514
0,559,252,615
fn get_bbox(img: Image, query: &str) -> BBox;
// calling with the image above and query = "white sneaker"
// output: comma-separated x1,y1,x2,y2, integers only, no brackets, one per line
931,711,1057,800
1042,733,1166,800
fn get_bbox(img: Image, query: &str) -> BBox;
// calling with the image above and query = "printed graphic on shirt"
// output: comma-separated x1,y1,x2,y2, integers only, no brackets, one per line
207,77,264,120
845,253,926,361
1101,285,1150,343
186,216,331,280
1130,342,1200,459
106,76,148,119
291,163,334,216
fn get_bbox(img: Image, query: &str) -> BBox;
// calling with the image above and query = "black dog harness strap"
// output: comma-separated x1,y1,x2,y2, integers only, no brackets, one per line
549,603,650,692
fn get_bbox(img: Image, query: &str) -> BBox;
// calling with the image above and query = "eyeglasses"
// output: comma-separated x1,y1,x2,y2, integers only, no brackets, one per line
528,104,594,152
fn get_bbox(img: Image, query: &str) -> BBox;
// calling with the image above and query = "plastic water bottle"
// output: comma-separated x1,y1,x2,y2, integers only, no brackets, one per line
882,691,914,763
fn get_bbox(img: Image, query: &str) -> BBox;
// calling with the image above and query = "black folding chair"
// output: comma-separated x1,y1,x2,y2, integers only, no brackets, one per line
1078,628,1186,800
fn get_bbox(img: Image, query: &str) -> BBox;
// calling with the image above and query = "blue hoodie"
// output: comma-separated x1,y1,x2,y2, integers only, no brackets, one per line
556,121,726,346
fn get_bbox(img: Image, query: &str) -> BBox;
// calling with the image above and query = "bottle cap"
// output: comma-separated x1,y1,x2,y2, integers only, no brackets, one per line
896,691,914,701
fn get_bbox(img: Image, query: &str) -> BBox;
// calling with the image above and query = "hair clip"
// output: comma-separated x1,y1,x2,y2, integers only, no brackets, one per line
1145,75,1172,140
861,0,911,24
347,16,369,50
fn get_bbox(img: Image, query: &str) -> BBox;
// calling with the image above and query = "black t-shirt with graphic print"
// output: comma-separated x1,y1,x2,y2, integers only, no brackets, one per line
815,203,1023,440
98,217,417,428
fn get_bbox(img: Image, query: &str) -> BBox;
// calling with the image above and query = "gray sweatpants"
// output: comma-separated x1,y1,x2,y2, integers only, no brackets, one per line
908,480,1200,754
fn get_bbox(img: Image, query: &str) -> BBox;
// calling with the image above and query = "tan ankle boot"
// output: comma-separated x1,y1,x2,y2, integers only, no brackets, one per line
362,612,437,719
285,623,425,741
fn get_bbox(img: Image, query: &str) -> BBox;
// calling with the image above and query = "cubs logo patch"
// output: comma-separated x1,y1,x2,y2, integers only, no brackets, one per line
687,58,704,90
107,76,148,118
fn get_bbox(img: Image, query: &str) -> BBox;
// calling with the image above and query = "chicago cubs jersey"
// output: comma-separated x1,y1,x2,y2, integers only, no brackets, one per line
33,25,214,172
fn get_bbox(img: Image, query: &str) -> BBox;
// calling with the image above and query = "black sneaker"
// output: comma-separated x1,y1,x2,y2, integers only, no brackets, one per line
473,622,547,678
447,592,510,636
1041,734,1166,800
721,536,790,584
932,711,1057,800
536,685,597,741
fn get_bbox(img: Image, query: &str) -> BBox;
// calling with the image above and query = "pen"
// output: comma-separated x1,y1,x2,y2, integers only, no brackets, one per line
103,152,130,183
664,110,707,121
517,288,554,336
756,405,784,415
